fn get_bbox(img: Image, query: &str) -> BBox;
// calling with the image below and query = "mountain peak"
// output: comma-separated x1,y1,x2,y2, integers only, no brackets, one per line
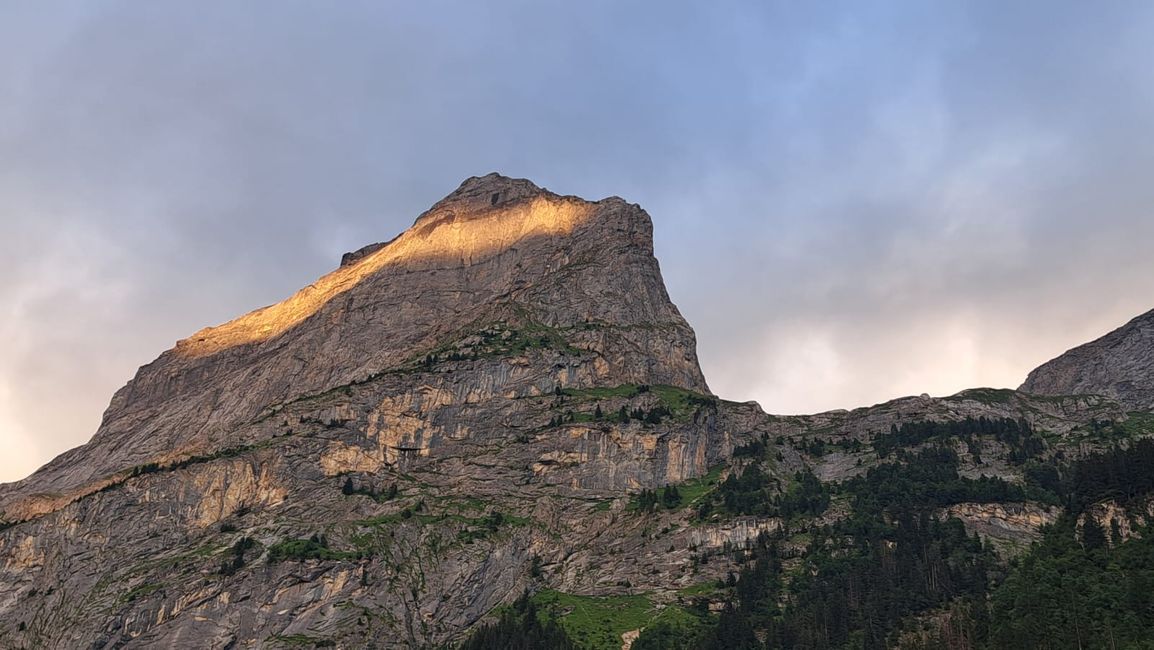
1,174,707,520
343,174,582,269
186,175,601,359
409,173,599,240
410,177,588,243
436,172,548,207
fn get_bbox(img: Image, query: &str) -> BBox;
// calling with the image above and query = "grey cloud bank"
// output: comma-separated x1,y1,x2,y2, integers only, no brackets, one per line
1,1,1152,482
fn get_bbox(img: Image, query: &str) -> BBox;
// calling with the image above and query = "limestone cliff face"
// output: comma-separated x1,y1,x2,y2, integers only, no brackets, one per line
939,502,1060,556
1020,308,1154,410
1,174,707,520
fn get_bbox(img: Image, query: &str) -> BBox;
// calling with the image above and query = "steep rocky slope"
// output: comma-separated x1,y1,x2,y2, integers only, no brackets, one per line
1020,308,1154,409
0,175,1152,649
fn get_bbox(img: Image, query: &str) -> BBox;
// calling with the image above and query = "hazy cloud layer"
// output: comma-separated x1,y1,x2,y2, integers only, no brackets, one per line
2,1,1153,482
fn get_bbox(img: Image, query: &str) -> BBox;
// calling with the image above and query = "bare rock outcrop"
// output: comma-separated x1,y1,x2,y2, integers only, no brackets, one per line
1020,308,1154,410
940,502,1060,555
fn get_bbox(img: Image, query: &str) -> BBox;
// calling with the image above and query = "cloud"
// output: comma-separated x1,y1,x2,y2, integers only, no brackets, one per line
1,1,1153,480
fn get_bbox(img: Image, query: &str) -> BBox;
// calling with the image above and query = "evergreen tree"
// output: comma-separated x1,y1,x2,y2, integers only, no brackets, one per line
1081,516,1108,551
703,602,759,650
637,489,658,513
458,592,578,650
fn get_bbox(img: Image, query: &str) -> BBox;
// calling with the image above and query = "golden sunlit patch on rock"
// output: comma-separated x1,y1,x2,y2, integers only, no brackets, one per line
175,194,595,359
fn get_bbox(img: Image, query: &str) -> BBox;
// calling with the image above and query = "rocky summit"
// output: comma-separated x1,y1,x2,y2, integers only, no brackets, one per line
2,175,1154,649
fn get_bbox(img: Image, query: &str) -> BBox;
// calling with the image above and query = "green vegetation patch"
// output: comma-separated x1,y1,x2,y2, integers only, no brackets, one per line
351,505,530,552
456,511,525,544
1118,410,1154,437
630,605,712,650
589,499,614,512
532,590,658,650
499,321,583,356
419,319,584,370
459,592,578,649
696,465,829,521
1055,412,1154,446
677,581,721,597
675,466,725,507
947,387,1017,404
850,446,1032,513
650,384,717,417
267,633,336,648
872,416,1043,464
682,445,1008,648
553,383,718,427
565,384,715,415
268,535,361,563
631,466,724,514
118,582,163,605
561,384,644,401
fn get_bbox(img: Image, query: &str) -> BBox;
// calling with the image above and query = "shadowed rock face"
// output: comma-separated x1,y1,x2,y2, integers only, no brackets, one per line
1020,308,1154,410
0,174,708,520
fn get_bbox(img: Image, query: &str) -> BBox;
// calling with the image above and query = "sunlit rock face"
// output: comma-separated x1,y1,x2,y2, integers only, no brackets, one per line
1021,308,1154,410
1,174,708,519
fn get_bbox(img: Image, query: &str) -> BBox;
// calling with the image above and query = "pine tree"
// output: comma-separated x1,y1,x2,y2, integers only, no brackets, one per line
1082,516,1107,551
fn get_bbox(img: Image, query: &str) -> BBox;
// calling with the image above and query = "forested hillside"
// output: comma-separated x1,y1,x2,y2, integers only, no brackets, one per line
461,413,1154,650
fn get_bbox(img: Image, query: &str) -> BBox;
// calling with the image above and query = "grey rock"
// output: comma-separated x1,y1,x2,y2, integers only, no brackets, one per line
340,242,388,267
1021,308,1154,410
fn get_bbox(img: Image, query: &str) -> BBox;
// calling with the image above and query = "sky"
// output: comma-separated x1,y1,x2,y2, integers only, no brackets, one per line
2,1,1153,483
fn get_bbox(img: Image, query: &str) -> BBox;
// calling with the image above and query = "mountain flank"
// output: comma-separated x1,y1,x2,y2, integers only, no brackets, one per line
1,174,1153,649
